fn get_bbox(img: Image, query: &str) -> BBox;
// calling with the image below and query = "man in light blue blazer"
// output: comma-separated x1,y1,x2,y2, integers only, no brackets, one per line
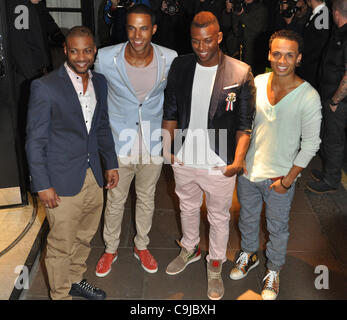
94,4,177,276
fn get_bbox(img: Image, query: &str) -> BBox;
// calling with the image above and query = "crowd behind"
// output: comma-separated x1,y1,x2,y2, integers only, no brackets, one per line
98,0,332,80
8,0,335,96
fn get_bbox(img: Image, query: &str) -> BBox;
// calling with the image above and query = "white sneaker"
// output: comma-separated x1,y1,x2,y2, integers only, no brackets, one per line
261,270,280,300
229,250,259,280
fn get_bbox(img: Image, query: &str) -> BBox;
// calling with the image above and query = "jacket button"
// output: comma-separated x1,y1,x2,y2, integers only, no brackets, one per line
136,122,139,125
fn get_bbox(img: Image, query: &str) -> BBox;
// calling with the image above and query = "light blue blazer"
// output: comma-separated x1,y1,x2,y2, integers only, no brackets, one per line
94,42,177,156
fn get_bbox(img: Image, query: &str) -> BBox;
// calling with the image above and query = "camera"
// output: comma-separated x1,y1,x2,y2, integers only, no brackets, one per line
230,0,245,14
117,0,133,8
280,0,298,18
163,0,180,15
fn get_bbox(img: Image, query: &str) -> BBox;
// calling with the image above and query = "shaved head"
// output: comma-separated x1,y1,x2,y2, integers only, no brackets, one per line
191,11,220,32
190,11,222,67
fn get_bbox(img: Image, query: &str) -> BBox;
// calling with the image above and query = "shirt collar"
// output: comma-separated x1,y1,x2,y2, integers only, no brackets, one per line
64,62,93,80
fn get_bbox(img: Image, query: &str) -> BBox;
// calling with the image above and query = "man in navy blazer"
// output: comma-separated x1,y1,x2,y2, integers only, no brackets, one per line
26,26,119,300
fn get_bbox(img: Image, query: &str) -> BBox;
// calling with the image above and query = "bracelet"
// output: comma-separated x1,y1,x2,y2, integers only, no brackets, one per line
280,177,291,190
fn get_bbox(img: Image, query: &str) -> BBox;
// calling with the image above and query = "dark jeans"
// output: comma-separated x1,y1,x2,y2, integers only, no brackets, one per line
320,101,347,188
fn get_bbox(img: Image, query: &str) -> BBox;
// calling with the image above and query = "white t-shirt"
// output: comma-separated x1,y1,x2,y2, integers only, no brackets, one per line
176,63,226,169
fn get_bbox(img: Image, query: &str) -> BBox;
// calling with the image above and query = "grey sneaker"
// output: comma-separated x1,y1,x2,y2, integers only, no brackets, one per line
166,242,201,275
261,270,280,300
207,260,224,300
229,250,259,280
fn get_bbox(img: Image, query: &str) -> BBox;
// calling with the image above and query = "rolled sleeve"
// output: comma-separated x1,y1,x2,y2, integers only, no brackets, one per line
236,67,256,132
293,92,322,168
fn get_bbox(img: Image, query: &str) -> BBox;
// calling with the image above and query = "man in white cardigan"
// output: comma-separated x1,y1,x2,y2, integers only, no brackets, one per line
229,30,322,300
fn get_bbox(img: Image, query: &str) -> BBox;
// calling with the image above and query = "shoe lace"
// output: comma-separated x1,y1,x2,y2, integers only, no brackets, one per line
236,251,249,268
79,280,97,292
208,269,222,280
176,240,197,260
98,256,106,268
98,253,115,269
263,271,278,288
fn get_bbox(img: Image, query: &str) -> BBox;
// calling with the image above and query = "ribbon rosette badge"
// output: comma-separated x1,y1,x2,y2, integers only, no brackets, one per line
225,92,236,111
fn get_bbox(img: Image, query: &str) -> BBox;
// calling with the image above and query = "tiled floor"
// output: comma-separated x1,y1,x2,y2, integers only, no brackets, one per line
0,192,46,300
16,156,347,300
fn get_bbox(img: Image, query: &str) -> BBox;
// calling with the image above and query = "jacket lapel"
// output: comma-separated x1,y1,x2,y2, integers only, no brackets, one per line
114,43,138,101
208,53,225,122
58,65,88,134
184,57,197,128
90,74,100,133
153,44,166,84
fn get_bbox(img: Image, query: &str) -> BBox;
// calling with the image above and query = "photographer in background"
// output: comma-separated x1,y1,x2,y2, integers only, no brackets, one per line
222,0,268,75
273,0,311,35
192,0,226,22
152,0,190,53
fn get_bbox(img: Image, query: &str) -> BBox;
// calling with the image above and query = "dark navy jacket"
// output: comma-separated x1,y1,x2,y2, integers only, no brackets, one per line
26,65,118,196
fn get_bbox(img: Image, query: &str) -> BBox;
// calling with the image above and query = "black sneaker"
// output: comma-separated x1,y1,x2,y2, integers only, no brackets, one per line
69,279,106,300
311,169,324,181
305,180,337,194
229,250,259,280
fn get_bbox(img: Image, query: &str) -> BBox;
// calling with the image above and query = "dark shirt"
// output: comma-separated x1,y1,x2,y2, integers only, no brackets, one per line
319,23,347,101
8,0,64,79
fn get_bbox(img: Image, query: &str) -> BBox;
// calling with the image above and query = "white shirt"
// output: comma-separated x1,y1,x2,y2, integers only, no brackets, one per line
64,62,97,133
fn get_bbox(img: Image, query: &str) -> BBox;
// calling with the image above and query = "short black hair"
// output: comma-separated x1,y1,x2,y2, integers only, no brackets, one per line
269,29,304,53
126,4,156,25
65,25,95,43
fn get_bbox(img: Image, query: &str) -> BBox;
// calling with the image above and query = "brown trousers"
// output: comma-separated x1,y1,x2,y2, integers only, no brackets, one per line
45,168,103,300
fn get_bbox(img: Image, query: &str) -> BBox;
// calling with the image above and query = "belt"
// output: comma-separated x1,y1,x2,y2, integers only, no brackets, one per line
270,176,284,182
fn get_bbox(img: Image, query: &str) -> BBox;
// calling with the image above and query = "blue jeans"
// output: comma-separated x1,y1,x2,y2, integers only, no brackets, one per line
237,175,296,272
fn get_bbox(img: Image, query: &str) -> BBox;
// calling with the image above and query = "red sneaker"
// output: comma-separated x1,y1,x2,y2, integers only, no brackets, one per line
134,247,158,273
95,252,118,277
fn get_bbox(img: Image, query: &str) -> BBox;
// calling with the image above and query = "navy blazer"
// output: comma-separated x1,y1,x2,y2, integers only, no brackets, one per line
26,65,118,196
163,53,256,165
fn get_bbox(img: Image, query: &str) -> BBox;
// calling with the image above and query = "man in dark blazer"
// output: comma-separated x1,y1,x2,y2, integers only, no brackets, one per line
25,26,119,300
297,0,331,88
162,11,255,300
8,0,65,189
